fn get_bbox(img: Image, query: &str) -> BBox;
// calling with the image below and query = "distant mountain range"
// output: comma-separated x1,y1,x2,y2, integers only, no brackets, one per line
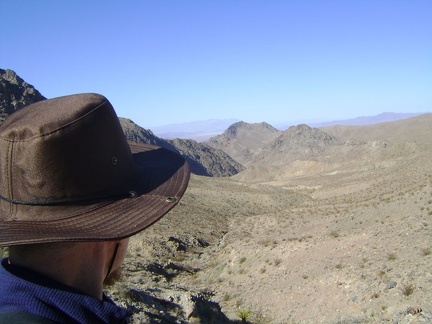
309,112,425,127
152,112,428,141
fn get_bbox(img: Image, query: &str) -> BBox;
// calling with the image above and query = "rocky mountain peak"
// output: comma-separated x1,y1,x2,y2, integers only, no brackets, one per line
224,121,279,139
0,69,46,122
225,121,246,138
205,121,282,166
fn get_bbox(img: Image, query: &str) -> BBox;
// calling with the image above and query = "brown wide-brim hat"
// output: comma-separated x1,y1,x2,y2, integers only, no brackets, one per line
0,93,190,247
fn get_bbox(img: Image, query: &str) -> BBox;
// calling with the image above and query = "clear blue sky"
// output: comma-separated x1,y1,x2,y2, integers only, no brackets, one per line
2,1,431,128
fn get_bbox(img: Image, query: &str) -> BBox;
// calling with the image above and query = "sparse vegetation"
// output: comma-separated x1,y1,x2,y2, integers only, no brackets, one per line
104,120,432,323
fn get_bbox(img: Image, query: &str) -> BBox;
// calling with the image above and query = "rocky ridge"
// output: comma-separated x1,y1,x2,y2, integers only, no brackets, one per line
207,122,342,168
120,117,244,177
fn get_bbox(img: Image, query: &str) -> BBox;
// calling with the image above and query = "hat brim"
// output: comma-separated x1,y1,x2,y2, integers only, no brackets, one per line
0,141,190,247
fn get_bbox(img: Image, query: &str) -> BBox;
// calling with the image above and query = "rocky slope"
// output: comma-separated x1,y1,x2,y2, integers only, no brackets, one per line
169,138,244,177
120,118,169,148
0,69,46,122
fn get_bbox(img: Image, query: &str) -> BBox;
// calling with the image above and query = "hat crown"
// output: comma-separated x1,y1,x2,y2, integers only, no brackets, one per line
0,93,190,247
0,93,135,219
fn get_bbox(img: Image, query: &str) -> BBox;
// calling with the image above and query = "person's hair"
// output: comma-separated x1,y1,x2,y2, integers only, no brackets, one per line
9,242,78,260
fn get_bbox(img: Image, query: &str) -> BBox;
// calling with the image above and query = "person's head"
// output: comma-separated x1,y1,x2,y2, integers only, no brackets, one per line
0,93,190,273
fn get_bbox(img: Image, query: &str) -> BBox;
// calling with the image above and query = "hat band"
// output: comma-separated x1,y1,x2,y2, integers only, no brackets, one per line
0,190,138,207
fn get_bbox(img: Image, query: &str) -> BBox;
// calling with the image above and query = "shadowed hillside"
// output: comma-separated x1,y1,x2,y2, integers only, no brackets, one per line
169,138,244,177
120,117,244,177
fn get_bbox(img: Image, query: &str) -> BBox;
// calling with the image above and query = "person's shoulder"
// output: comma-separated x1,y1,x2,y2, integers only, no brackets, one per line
0,311,55,323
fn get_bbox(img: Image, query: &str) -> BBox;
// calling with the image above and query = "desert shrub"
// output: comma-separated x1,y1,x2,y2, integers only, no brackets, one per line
388,252,397,261
401,283,415,296
421,247,431,256
237,309,252,322
222,293,230,302
330,230,340,238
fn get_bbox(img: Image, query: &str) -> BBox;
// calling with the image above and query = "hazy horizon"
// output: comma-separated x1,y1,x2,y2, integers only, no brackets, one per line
148,111,430,129
148,111,430,141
